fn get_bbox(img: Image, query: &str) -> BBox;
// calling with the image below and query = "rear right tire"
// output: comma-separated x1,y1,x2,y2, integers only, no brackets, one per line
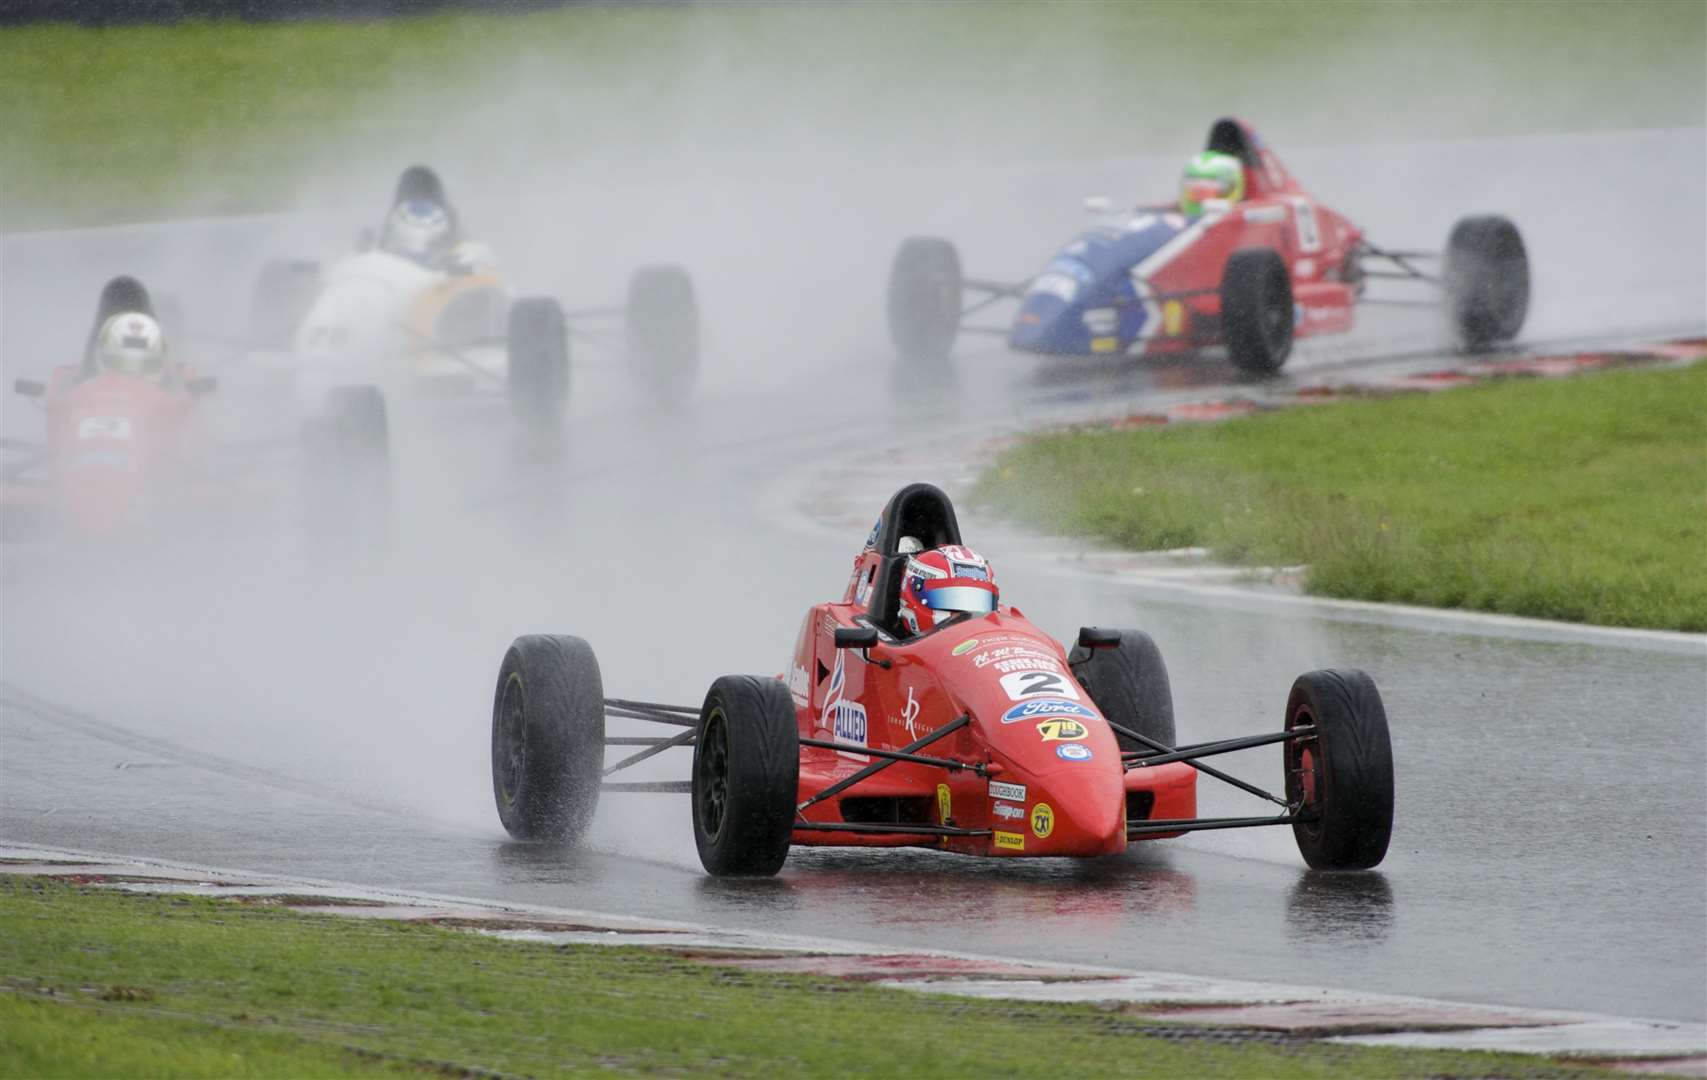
1221,247,1294,374
692,675,799,877
507,297,569,429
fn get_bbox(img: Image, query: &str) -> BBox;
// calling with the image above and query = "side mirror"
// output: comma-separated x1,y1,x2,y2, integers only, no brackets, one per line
834,627,879,650
1076,627,1121,649
186,376,219,396
1083,195,1113,215
14,378,45,398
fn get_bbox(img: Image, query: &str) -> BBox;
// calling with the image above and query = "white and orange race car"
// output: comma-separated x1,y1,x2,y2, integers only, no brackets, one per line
246,166,699,432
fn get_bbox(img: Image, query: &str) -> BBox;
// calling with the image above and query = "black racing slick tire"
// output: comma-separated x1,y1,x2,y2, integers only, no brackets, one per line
491,635,606,843
250,259,322,349
626,264,699,404
1068,630,1176,753
1220,247,1294,374
507,297,569,428
1444,215,1529,350
887,236,962,364
692,676,799,877
1284,669,1394,870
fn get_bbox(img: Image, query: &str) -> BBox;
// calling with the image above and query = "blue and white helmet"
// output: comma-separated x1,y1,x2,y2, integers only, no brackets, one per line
383,199,452,263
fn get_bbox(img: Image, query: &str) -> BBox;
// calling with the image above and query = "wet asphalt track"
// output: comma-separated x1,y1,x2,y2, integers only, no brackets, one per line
3,129,1705,1023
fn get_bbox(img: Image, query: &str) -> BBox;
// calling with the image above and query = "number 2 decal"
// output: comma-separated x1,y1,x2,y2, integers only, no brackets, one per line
999,670,1080,701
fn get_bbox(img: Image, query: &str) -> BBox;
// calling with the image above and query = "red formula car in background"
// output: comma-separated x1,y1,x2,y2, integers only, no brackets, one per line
488,483,1396,877
5,277,221,538
5,275,389,541
887,117,1530,373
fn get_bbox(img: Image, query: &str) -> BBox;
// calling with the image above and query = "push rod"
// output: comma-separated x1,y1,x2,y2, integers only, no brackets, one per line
1127,813,1306,836
797,737,985,775
601,780,693,793
603,725,696,776
1106,722,1286,807
1124,726,1315,768
796,714,971,814
792,821,991,837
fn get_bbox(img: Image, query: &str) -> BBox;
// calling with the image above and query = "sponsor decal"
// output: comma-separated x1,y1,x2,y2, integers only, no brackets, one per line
993,802,1025,821
999,670,1080,702
1031,803,1054,839
951,638,981,656
1301,304,1351,324
1035,718,1088,742
970,644,1055,669
788,664,810,707
936,783,952,825
76,416,133,440
898,686,922,739
982,657,1061,676
994,830,1025,851
988,780,1027,802
1090,336,1118,353
1242,204,1286,225
1082,307,1118,335
1162,300,1184,337
864,517,881,550
825,651,867,759
1056,743,1093,762
1000,699,1096,725
1293,258,1316,279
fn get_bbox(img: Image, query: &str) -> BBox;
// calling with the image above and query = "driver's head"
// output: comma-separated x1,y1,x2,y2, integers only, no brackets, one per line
899,545,997,635
383,199,452,263
95,312,166,380
1180,151,1245,216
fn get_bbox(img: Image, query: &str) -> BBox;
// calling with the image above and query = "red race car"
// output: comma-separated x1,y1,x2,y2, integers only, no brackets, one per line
887,117,1529,373
488,483,1395,876
5,277,222,538
5,275,388,540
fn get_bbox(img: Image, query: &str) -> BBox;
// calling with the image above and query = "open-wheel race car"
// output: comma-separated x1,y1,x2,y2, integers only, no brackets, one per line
4,275,387,541
488,483,1395,876
248,165,699,433
887,117,1529,374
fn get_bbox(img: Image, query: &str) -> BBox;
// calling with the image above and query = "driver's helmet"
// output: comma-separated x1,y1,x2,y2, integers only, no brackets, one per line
94,312,166,380
899,545,998,635
1179,151,1245,216
383,199,453,264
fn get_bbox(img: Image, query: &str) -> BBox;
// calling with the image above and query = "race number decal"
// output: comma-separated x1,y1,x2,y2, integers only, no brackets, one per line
1291,198,1322,254
76,416,132,440
998,669,1080,701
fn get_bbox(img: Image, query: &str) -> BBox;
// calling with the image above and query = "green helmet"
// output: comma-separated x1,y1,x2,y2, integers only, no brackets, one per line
1180,151,1245,216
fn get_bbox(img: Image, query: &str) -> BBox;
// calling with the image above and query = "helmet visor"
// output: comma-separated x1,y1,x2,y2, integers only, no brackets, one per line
918,582,997,615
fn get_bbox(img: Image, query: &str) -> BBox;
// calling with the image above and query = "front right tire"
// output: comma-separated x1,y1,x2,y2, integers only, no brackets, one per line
692,675,799,877
887,236,962,364
1284,669,1394,870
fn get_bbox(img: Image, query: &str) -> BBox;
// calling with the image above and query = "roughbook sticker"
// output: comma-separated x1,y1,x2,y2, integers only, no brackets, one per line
998,670,1080,702
994,831,1025,851
988,780,1027,802
1031,803,1054,839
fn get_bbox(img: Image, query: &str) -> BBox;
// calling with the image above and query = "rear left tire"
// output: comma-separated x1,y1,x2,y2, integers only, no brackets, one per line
1069,630,1175,752
1444,215,1529,350
626,265,699,404
692,675,799,877
491,635,606,843
887,236,962,364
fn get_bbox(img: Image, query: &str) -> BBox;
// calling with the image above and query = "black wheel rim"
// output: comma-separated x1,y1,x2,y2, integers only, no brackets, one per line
1287,703,1324,841
496,672,526,808
696,707,730,842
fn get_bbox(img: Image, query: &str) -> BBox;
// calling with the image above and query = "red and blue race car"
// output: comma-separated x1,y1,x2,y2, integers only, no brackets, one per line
886,117,1530,373
487,483,1395,876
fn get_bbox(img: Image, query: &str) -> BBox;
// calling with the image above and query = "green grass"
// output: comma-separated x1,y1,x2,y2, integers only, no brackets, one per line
0,875,1627,1079
1,1,1702,227
974,363,1707,631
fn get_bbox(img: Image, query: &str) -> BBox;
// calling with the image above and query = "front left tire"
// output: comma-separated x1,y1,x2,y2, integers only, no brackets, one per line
491,635,606,843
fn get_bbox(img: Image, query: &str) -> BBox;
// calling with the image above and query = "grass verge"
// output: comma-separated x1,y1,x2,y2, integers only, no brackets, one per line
973,363,1707,632
0,875,1625,1079
1,1,1703,227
